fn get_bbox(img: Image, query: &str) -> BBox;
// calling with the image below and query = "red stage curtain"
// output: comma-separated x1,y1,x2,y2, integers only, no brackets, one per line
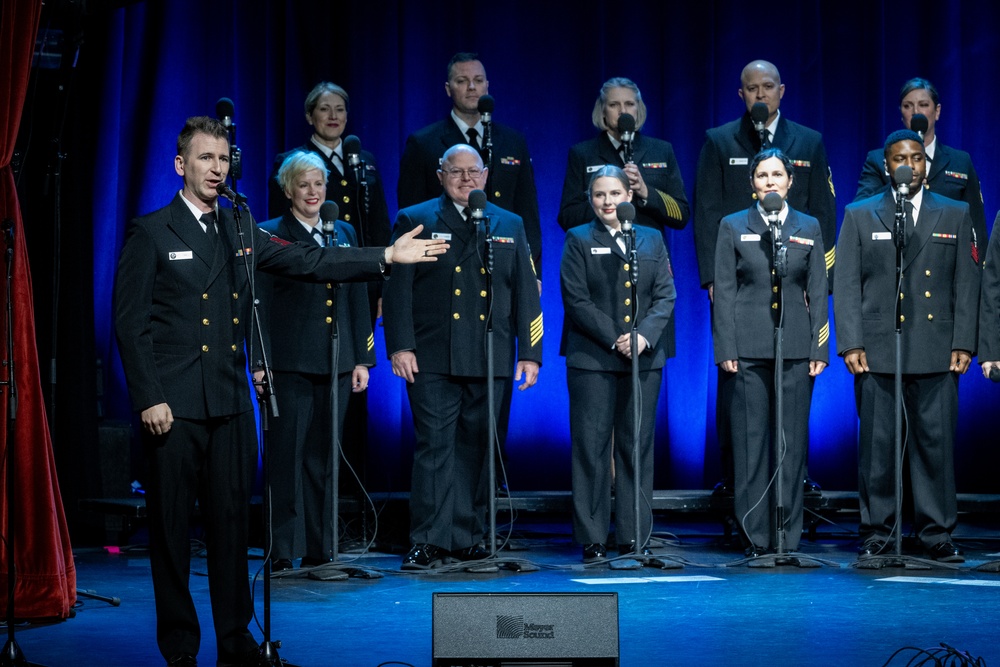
0,0,76,620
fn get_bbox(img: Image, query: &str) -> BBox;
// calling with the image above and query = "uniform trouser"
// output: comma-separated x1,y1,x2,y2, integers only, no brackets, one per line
855,371,958,548
728,358,812,551
406,372,502,550
144,413,257,663
567,367,662,546
269,370,352,560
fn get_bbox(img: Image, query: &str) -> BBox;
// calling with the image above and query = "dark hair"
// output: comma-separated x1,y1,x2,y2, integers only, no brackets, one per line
586,164,630,196
304,82,350,116
899,77,940,106
883,129,924,159
447,52,481,80
749,147,794,181
177,116,228,157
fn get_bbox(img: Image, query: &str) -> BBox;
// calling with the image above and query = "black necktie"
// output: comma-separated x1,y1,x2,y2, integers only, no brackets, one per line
904,200,915,244
761,130,772,150
312,227,325,247
466,127,479,148
201,212,218,243
462,207,472,223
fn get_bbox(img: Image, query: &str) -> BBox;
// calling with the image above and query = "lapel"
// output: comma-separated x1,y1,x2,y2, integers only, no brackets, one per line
927,141,950,183
873,190,897,235
436,196,477,263
281,213,318,245
747,206,770,238
597,132,624,166
782,208,803,239
904,194,941,268
735,114,759,156
167,194,217,270
591,220,627,261
442,117,469,151
772,118,798,155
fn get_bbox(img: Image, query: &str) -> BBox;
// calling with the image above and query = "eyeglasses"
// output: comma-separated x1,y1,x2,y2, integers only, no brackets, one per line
442,167,484,180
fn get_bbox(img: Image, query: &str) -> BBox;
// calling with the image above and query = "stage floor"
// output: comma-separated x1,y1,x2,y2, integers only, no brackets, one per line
8,513,1000,667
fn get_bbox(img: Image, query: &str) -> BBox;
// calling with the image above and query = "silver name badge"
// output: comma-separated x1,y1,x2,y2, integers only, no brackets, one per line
729,157,749,166
591,247,612,255
872,232,892,241
432,233,452,240
169,251,193,260
740,234,761,242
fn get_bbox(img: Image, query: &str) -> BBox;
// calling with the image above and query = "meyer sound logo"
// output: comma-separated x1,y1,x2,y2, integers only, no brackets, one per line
496,615,556,639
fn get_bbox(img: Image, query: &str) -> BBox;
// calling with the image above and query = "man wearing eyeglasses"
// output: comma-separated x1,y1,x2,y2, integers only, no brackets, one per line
383,144,543,570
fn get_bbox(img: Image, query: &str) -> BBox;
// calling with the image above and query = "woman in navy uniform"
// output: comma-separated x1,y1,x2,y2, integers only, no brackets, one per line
713,148,829,558
561,165,676,563
259,151,375,570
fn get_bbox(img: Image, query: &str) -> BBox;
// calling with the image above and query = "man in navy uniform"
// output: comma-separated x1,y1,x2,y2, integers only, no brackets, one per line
384,144,542,570
834,129,980,563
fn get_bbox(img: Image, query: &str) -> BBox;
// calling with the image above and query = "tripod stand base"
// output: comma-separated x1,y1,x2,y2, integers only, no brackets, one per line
746,554,824,569
609,555,683,570
304,564,383,581
1,640,47,667
855,555,932,570
250,640,299,667
975,560,1000,573
463,558,539,574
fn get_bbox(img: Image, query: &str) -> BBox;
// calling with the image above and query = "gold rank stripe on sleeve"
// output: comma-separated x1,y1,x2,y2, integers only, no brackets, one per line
825,246,835,271
944,170,968,180
529,313,543,348
827,168,836,197
366,333,374,352
788,236,814,246
817,321,830,348
657,190,684,221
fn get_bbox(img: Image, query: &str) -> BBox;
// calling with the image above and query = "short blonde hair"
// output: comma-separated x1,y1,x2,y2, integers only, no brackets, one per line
276,150,329,194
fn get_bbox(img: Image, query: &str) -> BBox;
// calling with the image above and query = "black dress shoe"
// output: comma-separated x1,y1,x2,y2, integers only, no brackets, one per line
858,539,888,559
167,654,197,667
451,544,490,561
582,543,607,563
401,543,447,570
617,544,653,557
271,558,293,572
300,556,334,568
927,541,965,563
803,477,822,497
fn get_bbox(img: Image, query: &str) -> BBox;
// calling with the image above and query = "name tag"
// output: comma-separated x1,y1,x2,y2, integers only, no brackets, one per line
432,233,452,240
740,233,761,242
585,165,604,173
591,247,612,255
729,157,749,166
169,251,193,260
872,232,892,241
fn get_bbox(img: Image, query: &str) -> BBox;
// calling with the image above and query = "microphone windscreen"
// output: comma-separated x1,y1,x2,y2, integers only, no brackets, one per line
617,113,636,134
320,201,339,223
762,192,784,213
990,366,1000,383
910,114,929,135
477,94,495,114
894,164,913,187
616,201,636,223
750,102,769,126
468,189,488,211
342,135,362,155
216,97,235,120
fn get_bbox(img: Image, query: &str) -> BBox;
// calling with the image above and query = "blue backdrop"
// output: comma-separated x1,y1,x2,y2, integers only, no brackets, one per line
76,0,1000,494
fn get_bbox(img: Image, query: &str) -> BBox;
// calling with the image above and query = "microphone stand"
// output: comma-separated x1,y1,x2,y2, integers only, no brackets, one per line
224,196,300,666
609,223,678,571
481,117,494,203
857,190,937,571
739,211,830,569
621,136,634,165
469,211,535,575
324,224,342,566
2,221,45,667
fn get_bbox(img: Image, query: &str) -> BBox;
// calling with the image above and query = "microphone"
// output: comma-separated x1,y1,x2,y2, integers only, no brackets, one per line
616,201,636,232
762,192,783,226
750,102,769,132
469,189,488,222
320,201,339,246
215,182,247,206
477,94,494,123
216,97,235,128
893,164,913,196
342,134,364,183
910,113,929,139
618,113,636,163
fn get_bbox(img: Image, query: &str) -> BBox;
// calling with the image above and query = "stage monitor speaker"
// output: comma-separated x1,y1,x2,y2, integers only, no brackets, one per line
432,592,619,667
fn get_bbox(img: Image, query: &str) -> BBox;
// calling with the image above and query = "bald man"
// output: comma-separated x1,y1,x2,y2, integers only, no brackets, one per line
693,59,837,506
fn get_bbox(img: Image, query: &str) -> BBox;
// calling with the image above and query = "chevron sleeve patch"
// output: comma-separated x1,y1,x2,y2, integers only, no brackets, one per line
529,312,544,348
367,333,375,352
817,321,830,348
825,246,836,271
827,167,836,197
657,190,684,221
